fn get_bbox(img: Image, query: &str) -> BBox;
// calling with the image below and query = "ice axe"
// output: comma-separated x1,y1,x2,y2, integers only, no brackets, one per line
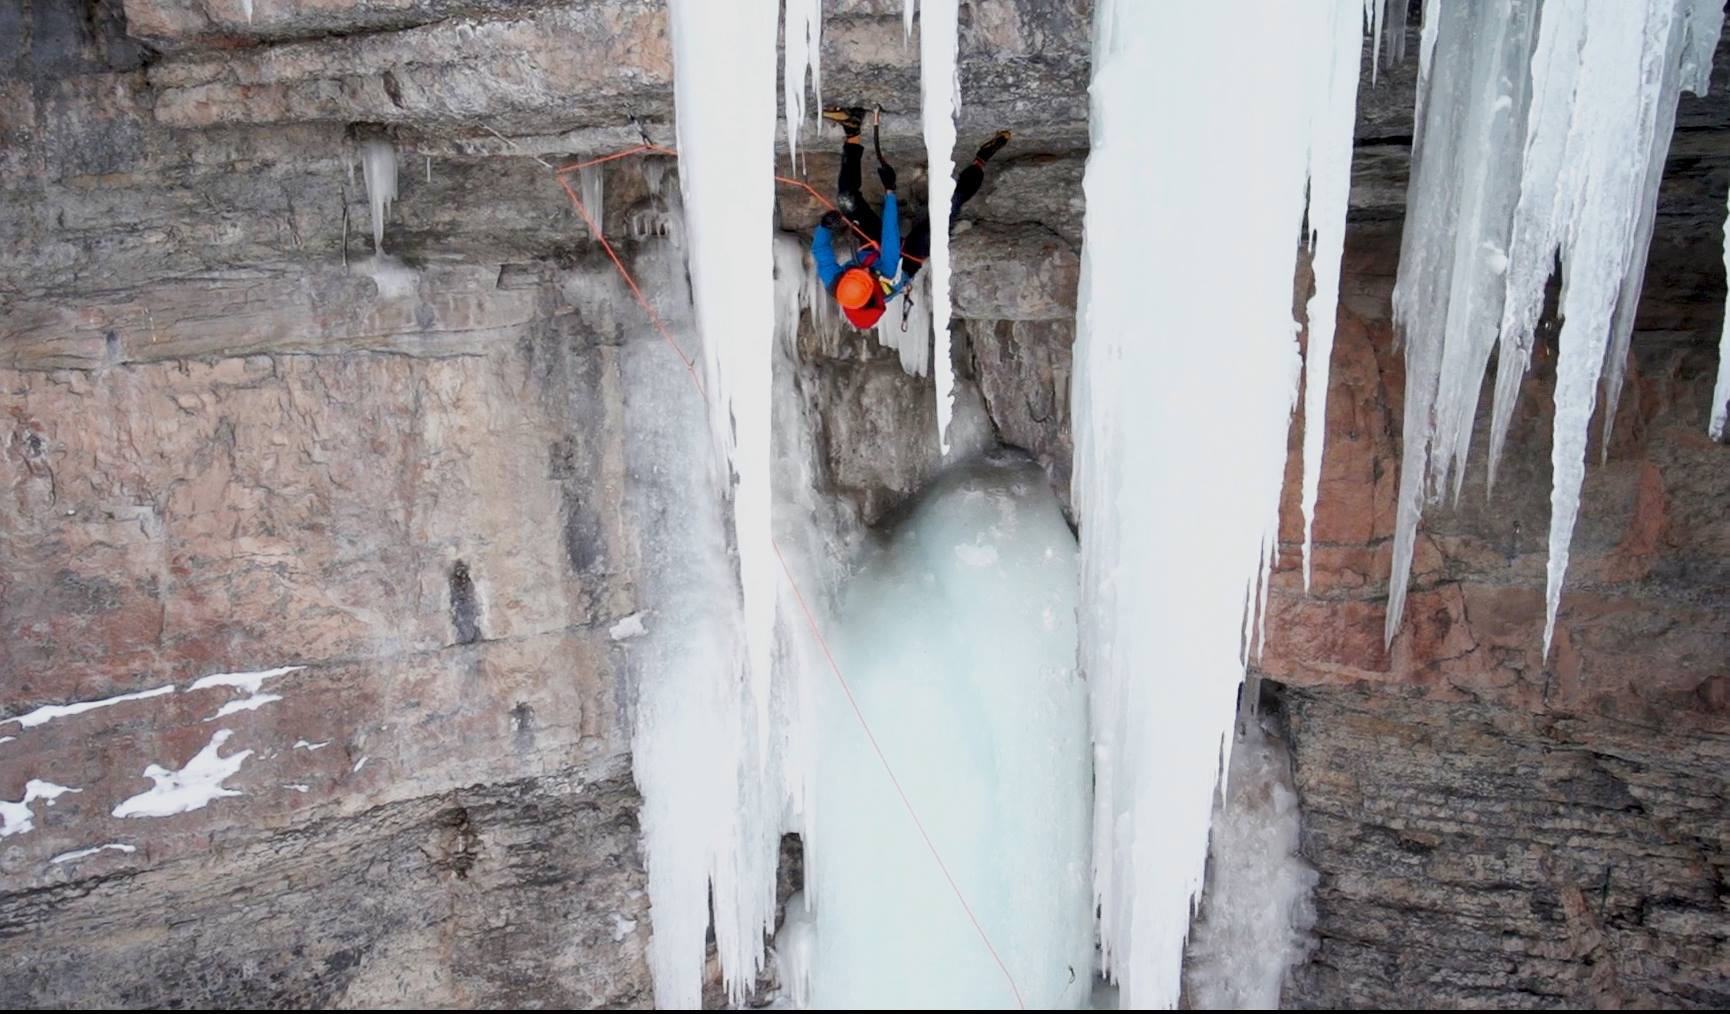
872,104,891,173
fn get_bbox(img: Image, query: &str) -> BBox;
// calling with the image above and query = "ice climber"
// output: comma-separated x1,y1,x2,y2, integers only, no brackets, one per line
811,105,1012,330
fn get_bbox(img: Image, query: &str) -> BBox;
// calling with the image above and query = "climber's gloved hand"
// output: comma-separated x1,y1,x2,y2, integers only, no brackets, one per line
877,164,897,191
820,210,845,230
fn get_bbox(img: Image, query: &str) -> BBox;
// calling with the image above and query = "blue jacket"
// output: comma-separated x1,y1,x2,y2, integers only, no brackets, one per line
811,192,909,301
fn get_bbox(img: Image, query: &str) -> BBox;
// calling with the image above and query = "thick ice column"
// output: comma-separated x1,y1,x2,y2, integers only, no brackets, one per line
667,0,779,765
1073,3,1367,1006
633,3,782,1006
621,223,773,1010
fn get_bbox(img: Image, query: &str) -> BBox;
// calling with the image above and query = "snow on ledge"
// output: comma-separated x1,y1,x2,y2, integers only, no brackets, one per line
1,780,80,837
4,685,175,731
186,665,303,695
189,665,301,722
112,730,253,819
50,842,137,866
4,664,302,733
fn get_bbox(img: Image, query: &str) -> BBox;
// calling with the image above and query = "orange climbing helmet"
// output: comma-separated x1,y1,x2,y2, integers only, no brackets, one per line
834,267,877,310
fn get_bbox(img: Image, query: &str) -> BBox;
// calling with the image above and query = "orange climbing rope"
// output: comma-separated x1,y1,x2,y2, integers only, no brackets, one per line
556,145,925,265
552,144,1020,1008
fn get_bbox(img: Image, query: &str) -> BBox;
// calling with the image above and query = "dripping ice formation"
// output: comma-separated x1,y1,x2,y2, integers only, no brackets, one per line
874,271,935,377
908,0,961,453
1072,1,1369,1006
578,165,604,232
803,455,1092,1009
782,0,823,162
358,139,396,254
1596,0,1723,462
1384,0,1724,653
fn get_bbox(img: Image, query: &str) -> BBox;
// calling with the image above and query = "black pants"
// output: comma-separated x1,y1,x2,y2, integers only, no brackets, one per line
837,141,985,282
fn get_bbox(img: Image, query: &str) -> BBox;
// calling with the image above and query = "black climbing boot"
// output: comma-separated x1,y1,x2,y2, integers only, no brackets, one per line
973,129,1013,164
821,105,869,138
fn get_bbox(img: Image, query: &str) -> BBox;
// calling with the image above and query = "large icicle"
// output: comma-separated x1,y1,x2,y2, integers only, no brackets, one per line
1598,2,1722,459
1501,0,1717,657
1389,0,1722,654
1073,3,1368,1006
908,0,961,453
1715,187,1730,440
782,0,822,162
1299,3,1368,588
652,1,781,1006
668,0,778,771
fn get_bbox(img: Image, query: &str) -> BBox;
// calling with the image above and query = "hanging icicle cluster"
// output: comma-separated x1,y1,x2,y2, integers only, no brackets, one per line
1385,0,1724,654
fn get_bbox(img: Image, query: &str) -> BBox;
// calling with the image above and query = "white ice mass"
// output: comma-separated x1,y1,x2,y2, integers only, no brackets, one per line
5,684,175,731
189,665,302,721
359,139,396,255
1072,2,1370,1006
618,92,785,1006
804,454,1091,1009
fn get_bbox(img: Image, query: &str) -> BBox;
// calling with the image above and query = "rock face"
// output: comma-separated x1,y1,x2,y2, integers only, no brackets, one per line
1,1,1728,1009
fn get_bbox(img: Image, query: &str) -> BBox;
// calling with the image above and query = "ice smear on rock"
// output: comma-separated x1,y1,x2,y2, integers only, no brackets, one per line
1184,695,1319,1010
